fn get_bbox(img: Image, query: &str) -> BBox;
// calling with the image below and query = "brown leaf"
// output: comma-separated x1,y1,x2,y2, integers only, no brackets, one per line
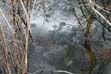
104,4,111,12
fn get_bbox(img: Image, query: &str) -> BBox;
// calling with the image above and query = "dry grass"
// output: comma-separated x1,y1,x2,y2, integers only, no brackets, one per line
0,0,33,74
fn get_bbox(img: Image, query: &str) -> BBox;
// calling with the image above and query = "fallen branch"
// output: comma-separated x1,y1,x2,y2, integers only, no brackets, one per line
54,70,74,74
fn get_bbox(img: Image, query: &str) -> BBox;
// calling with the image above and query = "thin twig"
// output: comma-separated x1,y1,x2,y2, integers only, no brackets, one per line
54,70,74,74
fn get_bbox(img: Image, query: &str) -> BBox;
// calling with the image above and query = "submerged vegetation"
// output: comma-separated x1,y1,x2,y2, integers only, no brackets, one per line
0,0,111,74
